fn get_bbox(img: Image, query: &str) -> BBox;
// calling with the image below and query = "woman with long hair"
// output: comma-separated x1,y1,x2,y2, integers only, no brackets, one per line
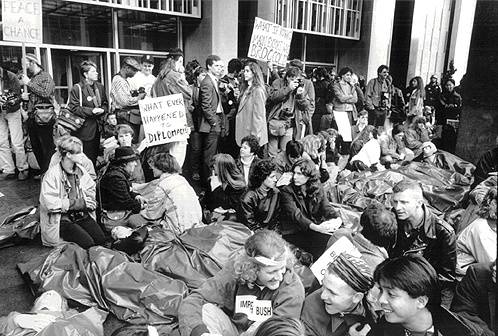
179,229,305,336
235,61,268,147
205,153,247,220
406,76,425,119
279,158,341,260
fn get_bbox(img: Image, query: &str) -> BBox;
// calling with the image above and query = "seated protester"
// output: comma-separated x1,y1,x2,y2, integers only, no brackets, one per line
128,153,203,233
456,188,497,279
371,255,477,336
302,134,330,183
49,135,97,181
178,230,305,336
404,116,430,158
472,135,498,188
40,136,105,248
451,262,496,336
274,140,305,175
254,317,304,336
349,126,383,172
241,160,280,231
328,203,397,270
279,158,341,260
320,129,341,165
389,181,456,308
102,113,117,139
379,124,414,169
349,110,370,157
99,146,147,230
205,153,247,221
236,135,262,187
301,253,377,336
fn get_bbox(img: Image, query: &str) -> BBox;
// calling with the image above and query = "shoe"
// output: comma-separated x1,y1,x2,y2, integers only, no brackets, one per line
33,174,43,180
17,170,29,181
1,173,17,180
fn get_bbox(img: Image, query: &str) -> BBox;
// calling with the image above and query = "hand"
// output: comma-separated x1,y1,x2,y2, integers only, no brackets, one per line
319,217,343,232
20,74,30,85
92,107,105,115
234,87,240,99
21,92,29,100
348,323,371,336
138,92,147,100
296,86,305,95
14,313,56,332
135,195,147,208
288,79,299,90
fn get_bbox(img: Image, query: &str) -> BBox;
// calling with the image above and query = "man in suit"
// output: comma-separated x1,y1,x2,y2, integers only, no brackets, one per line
199,55,224,187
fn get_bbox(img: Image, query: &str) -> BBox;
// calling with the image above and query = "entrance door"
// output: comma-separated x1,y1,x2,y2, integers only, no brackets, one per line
51,50,105,104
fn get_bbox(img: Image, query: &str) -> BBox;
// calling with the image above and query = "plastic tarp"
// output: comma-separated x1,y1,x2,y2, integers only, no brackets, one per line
140,221,252,289
0,206,39,248
18,243,188,325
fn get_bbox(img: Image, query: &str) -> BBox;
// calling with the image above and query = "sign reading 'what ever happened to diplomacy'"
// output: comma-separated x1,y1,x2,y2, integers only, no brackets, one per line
247,17,293,67
2,0,43,43
139,94,190,147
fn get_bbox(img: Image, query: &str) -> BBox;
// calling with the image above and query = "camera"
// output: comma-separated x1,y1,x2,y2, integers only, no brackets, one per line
130,87,146,97
0,90,20,111
296,78,304,88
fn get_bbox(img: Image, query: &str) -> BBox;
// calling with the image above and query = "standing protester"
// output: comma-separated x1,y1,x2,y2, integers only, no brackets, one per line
365,65,393,126
405,76,425,120
110,57,146,144
20,53,56,179
332,66,358,145
68,60,108,166
235,61,268,148
424,75,441,109
438,78,462,153
188,66,207,181
0,65,28,180
199,54,224,187
389,181,456,307
128,55,156,97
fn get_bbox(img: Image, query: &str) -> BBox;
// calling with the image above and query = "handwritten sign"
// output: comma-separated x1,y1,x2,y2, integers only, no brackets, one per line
310,236,361,284
235,295,273,322
247,17,293,67
2,0,43,43
139,94,190,147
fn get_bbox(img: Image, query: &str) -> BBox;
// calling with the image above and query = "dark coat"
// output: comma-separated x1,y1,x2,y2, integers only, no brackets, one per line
205,184,246,217
389,204,456,290
240,187,280,231
0,67,21,113
99,165,141,213
279,184,339,235
235,156,261,188
199,74,222,133
68,81,108,141
451,262,495,336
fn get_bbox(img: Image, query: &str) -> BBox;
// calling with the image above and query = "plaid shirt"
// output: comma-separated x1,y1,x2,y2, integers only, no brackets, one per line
110,74,140,110
27,70,55,114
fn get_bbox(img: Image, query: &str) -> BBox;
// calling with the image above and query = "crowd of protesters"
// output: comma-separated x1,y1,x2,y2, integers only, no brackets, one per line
0,49,496,336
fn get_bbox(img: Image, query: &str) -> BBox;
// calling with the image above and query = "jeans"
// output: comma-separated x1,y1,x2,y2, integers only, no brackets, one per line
0,110,28,174
200,130,220,187
27,117,55,174
188,131,202,175
268,127,293,158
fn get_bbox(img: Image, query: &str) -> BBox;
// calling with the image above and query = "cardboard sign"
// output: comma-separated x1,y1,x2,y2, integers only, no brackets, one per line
310,236,361,284
235,295,273,322
2,0,43,43
247,17,293,67
139,94,190,147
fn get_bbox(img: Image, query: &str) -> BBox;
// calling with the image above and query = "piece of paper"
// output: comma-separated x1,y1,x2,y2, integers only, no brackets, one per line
235,295,273,322
333,111,353,142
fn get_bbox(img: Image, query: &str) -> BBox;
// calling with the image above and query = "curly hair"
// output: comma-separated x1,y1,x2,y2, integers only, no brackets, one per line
249,159,276,190
233,230,295,288
291,158,321,200
477,187,497,220
241,135,260,155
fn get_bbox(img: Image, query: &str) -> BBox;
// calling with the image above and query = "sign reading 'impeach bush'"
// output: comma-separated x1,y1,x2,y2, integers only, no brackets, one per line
139,94,190,147
247,17,293,67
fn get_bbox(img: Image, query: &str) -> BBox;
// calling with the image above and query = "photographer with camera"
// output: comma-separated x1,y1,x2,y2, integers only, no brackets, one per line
0,66,28,180
110,57,146,144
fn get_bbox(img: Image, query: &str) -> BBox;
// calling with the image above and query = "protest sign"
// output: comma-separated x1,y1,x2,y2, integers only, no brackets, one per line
2,0,43,43
310,236,361,284
235,295,273,322
247,17,293,67
139,94,190,147
333,111,353,141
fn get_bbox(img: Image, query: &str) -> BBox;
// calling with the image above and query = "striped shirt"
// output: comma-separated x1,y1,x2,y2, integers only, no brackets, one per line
110,74,140,110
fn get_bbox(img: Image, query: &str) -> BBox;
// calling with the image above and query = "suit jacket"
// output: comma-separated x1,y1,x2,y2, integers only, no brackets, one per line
68,81,108,141
199,74,222,133
235,85,268,146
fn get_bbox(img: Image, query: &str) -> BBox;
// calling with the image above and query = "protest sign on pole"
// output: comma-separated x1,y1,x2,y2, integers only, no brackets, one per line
247,17,293,67
2,0,43,44
139,94,190,147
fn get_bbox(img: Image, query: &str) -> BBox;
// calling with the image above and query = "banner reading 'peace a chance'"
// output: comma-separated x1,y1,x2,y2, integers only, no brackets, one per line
247,17,293,67
139,94,190,147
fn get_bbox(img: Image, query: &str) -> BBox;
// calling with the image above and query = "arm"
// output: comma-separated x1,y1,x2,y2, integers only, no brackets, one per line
251,87,267,140
365,79,376,110
280,187,314,231
267,80,293,105
333,82,358,104
111,76,140,108
101,176,142,213
200,80,218,127
68,85,95,118
240,191,262,231
436,223,457,286
40,170,70,213
317,189,339,221
27,72,55,98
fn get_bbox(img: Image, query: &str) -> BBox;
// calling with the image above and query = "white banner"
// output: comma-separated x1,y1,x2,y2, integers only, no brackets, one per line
333,111,353,142
235,295,273,322
139,94,190,147
2,0,43,43
310,236,361,284
247,17,293,67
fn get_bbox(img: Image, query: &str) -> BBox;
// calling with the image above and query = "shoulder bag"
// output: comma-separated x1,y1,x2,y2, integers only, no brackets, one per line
57,84,86,133
33,102,56,126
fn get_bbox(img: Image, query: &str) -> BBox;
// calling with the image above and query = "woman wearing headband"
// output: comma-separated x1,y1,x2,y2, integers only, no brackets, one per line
178,230,305,336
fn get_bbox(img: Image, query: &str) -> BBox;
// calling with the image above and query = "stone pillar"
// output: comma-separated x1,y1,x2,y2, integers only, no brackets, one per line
447,0,477,85
184,0,238,66
366,0,397,81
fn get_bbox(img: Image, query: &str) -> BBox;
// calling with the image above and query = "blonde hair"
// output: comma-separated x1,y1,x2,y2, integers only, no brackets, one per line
56,135,83,157
301,135,323,160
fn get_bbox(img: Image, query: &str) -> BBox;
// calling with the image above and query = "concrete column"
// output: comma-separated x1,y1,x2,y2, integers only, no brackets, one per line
184,0,238,66
366,0,396,81
257,0,275,21
447,0,477,85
